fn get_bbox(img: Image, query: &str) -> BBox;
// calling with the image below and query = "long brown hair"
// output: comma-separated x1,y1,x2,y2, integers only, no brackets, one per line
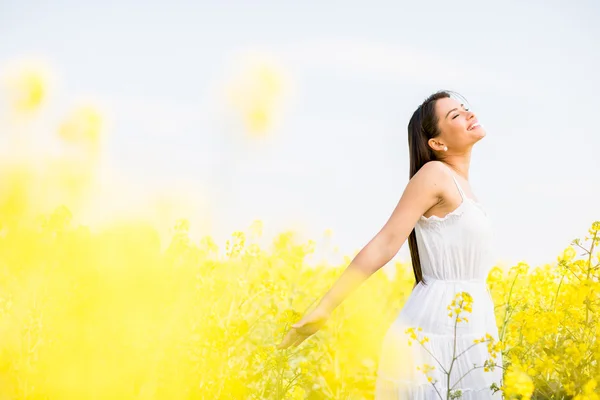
406,90,468,286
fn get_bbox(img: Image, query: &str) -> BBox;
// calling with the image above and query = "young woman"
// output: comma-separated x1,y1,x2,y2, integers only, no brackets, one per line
277,90,503,399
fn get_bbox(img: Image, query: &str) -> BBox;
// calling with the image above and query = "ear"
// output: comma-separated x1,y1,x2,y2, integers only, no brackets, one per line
427,138,443,152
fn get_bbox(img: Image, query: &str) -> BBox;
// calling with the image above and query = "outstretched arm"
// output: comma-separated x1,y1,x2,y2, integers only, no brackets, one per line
277,162,445,349
314,162,445,314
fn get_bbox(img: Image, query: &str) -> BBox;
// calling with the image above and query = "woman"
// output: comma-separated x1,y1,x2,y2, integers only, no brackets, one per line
277,90,503,399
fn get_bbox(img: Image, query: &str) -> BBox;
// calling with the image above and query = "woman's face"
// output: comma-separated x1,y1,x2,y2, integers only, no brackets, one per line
431,97,486,152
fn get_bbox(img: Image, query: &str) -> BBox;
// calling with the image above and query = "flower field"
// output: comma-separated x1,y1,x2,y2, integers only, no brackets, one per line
1,196,599,399
1,62,599,399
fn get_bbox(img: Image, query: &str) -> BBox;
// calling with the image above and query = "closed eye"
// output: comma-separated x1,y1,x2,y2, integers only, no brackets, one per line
452,107,470,119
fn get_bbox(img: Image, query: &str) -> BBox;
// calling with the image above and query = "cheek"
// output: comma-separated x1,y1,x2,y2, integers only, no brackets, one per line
448,123,469,141
441,122,468,143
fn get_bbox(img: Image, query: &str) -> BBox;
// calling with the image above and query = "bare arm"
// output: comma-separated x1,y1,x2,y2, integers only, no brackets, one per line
314,161,445,314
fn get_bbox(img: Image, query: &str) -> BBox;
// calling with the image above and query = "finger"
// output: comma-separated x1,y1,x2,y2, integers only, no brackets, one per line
291,320,304,329
295,325,316,336
277,330,297,349
291,334,309,347
277,335,292,349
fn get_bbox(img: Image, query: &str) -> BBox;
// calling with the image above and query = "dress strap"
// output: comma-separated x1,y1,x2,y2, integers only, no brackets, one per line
450,174,466,200
441,162,467,200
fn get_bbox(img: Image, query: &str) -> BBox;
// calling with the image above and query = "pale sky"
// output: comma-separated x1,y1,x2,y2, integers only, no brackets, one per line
1,0,599,272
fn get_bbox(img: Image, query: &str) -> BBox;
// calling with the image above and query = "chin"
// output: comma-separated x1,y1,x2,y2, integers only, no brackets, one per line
474,127,487,139
471,131,486,143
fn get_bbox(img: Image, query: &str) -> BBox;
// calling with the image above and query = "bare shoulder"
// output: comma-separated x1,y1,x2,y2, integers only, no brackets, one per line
414,160,449,178
375,160,447,249
409,160,449,196
371,160,452,259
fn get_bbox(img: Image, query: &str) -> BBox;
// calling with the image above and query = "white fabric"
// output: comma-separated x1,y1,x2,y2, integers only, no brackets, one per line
375,166,503,399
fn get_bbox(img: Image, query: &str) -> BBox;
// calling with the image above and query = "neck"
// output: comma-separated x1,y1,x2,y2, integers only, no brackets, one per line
442,153,472,180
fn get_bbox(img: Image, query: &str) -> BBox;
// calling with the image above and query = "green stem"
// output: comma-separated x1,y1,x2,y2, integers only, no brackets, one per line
500,271,520,343
585,230,597,325
552,273,565,312
446,301,461,400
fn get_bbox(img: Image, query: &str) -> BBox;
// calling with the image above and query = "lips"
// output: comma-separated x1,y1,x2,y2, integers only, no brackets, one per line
468,121,481,131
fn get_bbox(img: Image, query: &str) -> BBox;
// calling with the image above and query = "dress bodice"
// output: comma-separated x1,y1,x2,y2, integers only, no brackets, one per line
415,171,495,282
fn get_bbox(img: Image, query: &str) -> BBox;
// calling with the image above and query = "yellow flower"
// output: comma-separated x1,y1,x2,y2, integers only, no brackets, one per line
226,56,287,137
2,61,50,112
560,246,577,262
58,105,103,146
487,266,504,282
289,385,306,400
503,365,534,400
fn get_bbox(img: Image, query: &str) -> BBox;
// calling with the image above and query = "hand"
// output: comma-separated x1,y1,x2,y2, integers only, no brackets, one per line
276,307,331,350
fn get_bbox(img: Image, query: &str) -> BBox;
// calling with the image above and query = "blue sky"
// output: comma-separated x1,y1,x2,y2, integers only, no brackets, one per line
1,0,599,271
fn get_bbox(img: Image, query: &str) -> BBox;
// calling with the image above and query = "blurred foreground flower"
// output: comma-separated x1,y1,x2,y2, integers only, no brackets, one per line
573,379,600,400
1,61,50,113
58,105,104,154
226,55,287,136
503,364,534,400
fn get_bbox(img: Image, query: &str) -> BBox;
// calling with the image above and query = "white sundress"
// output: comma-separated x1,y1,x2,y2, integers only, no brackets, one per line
375,167,503,399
